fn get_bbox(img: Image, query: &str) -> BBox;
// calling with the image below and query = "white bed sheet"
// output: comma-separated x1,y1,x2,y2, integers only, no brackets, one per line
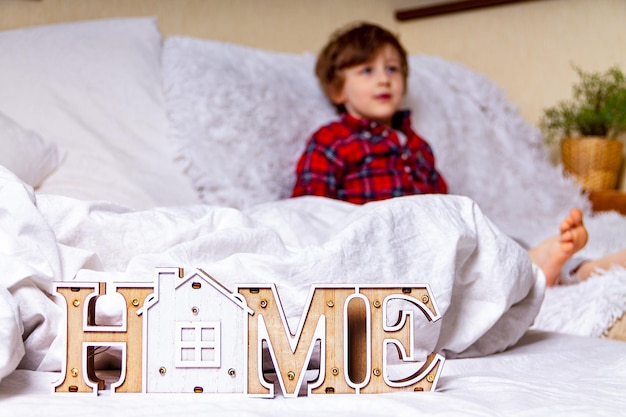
0,165,543,377
1,331,625,416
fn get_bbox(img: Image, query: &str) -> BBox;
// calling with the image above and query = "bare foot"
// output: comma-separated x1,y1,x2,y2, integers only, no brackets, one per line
528,208,588,287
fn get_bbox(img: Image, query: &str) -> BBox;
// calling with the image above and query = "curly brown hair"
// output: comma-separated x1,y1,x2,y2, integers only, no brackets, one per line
315,22,409,112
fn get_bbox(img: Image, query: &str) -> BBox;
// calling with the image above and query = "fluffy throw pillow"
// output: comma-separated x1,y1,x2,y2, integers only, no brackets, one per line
162,37,336,209
162,36,589,244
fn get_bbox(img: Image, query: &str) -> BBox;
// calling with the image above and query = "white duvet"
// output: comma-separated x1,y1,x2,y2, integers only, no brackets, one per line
0,167,545,382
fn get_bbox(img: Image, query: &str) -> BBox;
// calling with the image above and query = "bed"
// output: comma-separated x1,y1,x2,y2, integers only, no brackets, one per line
1,17,626,415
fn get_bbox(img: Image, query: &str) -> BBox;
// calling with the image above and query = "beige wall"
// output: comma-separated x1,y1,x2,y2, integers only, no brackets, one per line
2,0,623,126
398,0,626,127
2,0,625,180
0,0,414,52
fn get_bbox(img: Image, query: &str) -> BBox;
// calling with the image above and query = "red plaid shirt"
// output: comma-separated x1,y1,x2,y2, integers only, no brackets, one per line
291,111,447,204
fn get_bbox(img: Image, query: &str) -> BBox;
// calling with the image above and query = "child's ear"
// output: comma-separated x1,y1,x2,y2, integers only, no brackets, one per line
328,88,346,106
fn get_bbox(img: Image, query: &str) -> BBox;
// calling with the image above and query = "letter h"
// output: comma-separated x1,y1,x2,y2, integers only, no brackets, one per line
53,282,153,394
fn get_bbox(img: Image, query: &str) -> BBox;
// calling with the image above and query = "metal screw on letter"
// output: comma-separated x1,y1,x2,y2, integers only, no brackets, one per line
331,367,339,376
287,371,295,380
426,374,435,383
260,299,268,308
132,298,140,307
373,368,381,377
72,299,80,307
70,368,79,377
373,300,381,308
421,295,430,304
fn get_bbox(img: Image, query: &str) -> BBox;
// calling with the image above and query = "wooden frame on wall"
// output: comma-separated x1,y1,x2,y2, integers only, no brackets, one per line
395,0,539,20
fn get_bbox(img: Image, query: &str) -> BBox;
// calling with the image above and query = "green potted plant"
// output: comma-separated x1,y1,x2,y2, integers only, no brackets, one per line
540,65,626,190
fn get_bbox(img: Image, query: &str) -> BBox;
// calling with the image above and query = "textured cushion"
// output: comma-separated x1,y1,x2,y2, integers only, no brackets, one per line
162,36,588,244
162,36,336,209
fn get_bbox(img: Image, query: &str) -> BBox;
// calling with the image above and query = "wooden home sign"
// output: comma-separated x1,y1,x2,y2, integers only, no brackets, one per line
53,267,444,397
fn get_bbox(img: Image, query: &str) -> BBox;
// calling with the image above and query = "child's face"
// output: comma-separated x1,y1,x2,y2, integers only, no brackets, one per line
333,44,405,126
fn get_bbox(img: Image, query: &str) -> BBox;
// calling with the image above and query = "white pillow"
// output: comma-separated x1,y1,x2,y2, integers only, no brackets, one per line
162,37,336,209
0,18,199,209
0,112,63,188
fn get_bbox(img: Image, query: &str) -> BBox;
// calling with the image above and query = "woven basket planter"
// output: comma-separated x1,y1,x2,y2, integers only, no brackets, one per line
561,137,624,190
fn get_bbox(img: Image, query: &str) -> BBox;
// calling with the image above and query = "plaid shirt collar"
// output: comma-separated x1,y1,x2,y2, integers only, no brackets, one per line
339,110,413,136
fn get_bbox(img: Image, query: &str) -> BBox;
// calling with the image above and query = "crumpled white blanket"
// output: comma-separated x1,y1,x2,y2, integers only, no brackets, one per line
0,167,544,382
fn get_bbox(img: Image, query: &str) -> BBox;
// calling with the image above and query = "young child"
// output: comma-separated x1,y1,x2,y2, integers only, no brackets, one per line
292,22,447,204
291,22,626,287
